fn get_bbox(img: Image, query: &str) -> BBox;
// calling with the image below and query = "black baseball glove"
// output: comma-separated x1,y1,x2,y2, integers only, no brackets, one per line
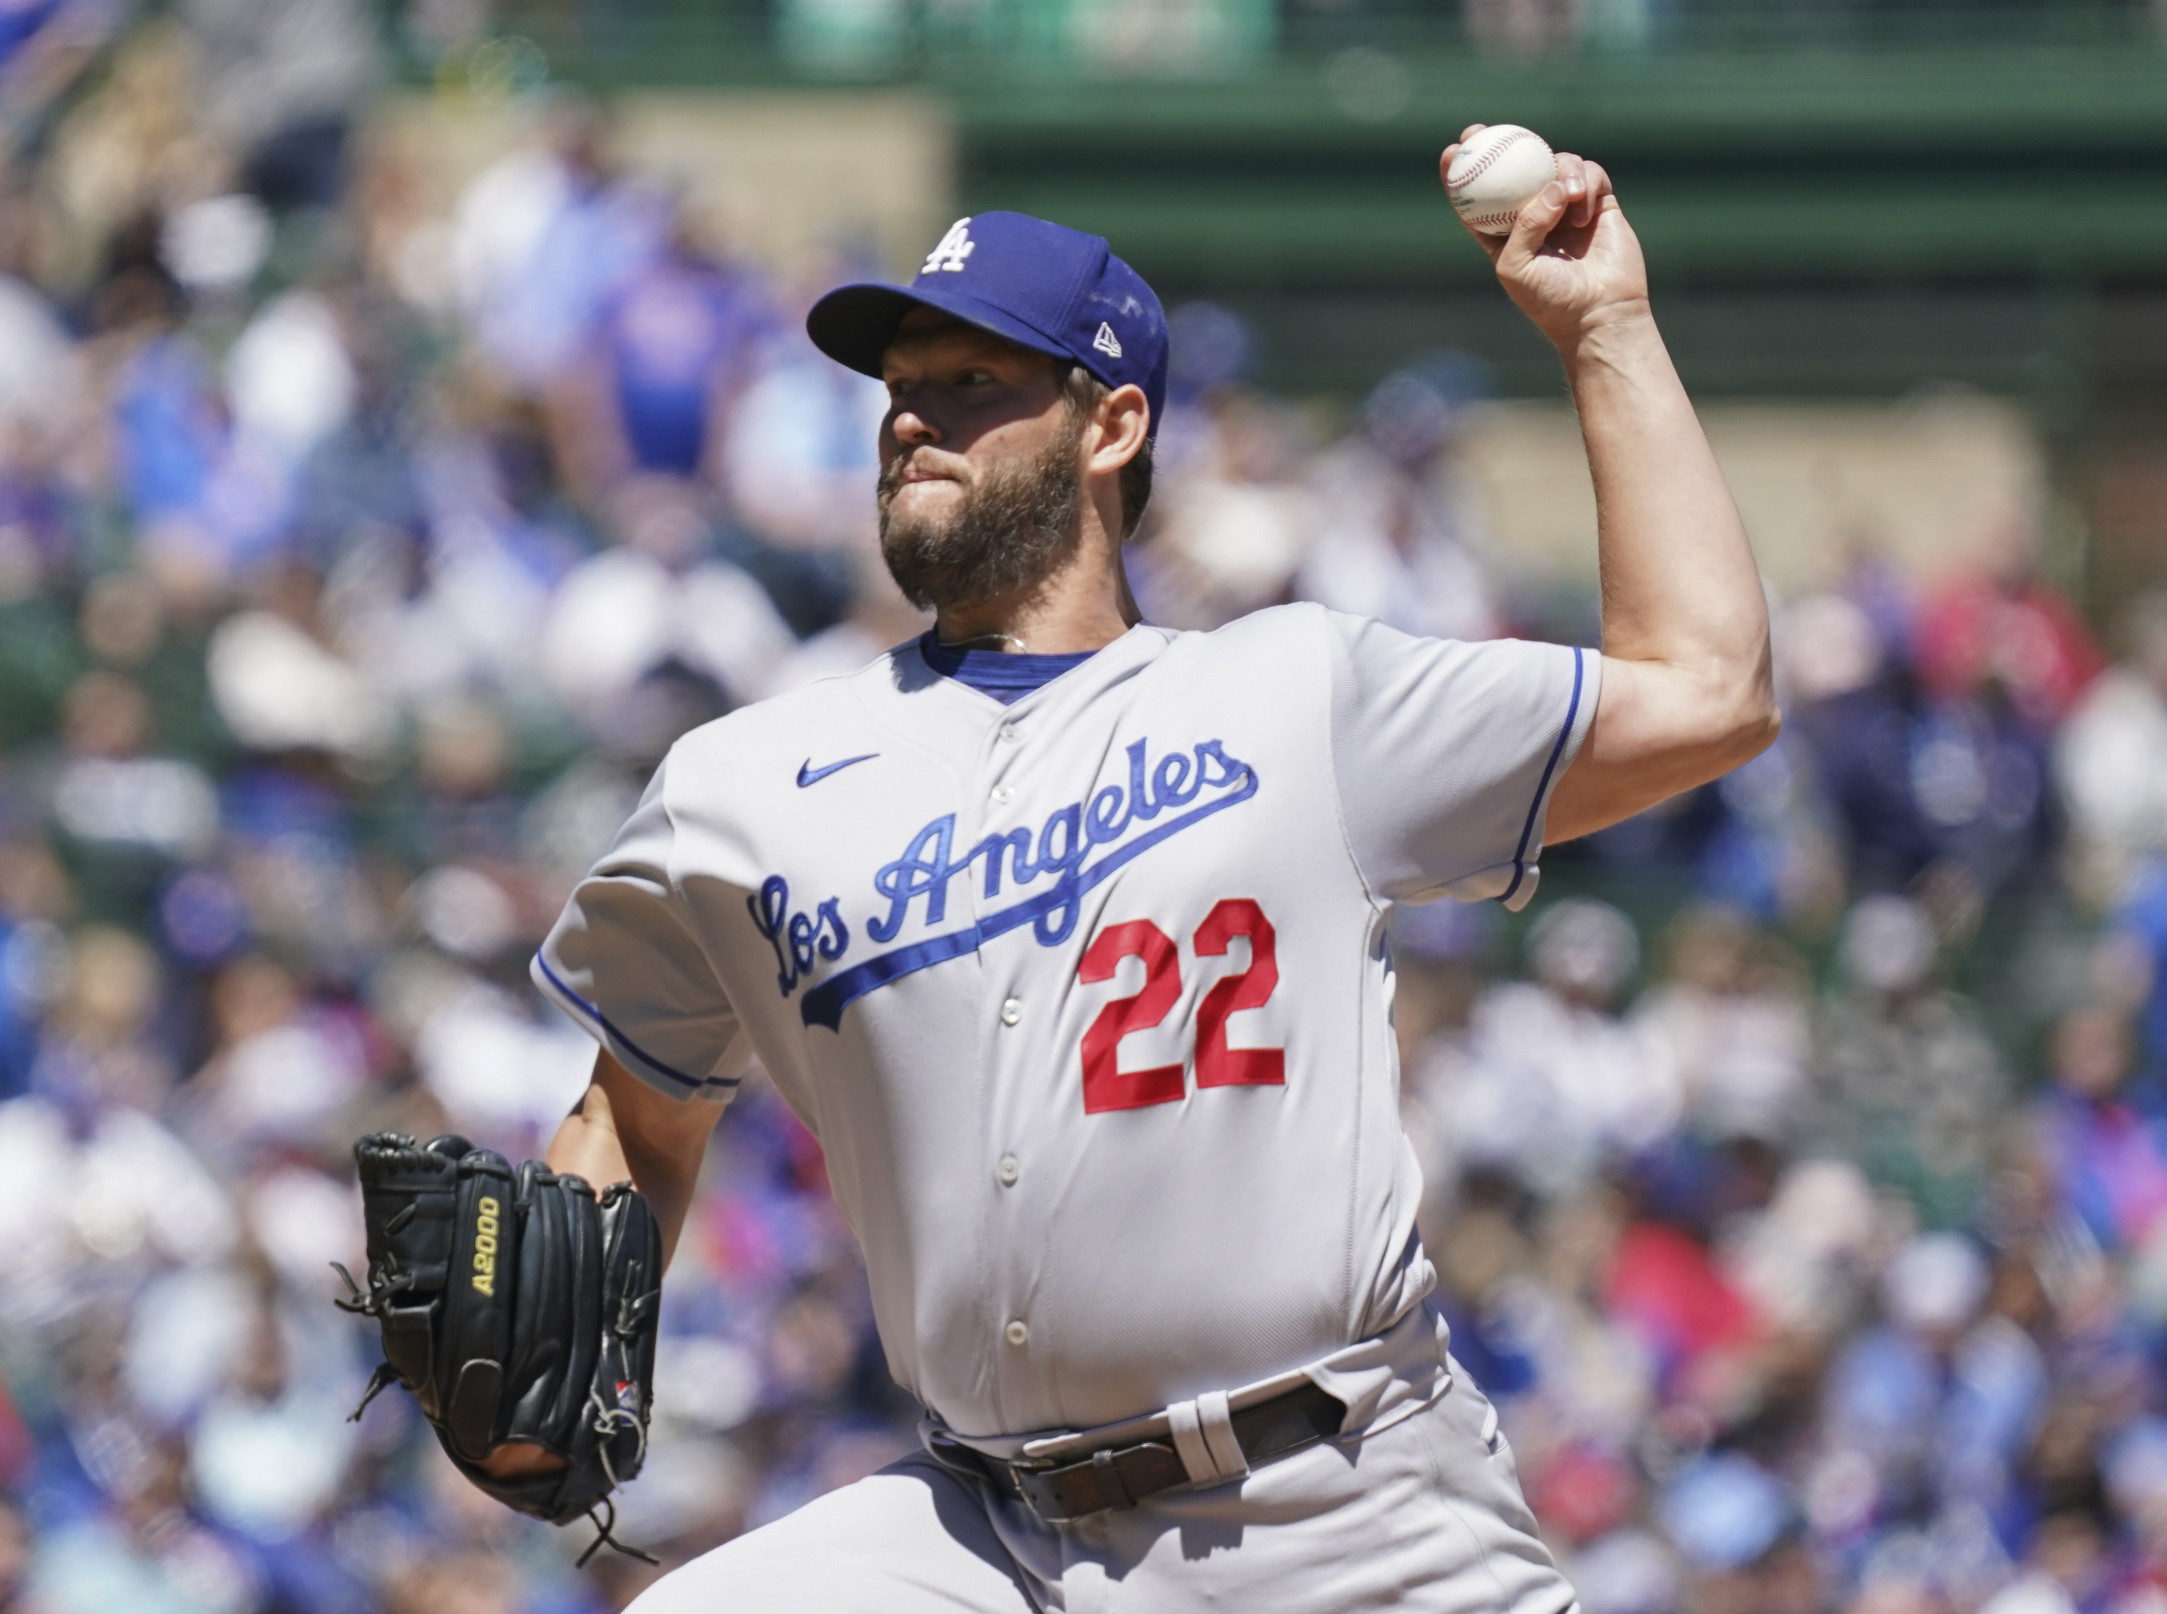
335,1132,662,1562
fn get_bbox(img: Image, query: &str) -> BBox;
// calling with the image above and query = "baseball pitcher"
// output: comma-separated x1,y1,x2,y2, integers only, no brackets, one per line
345,130,1775,1610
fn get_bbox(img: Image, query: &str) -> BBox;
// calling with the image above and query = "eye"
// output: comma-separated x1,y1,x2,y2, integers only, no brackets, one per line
956,368,994,386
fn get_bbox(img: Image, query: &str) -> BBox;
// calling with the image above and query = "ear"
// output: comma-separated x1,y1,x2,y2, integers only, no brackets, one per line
1087,383,1151,474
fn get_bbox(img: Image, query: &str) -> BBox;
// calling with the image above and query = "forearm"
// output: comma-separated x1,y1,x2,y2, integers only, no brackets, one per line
475,1052,715,1481
1534,309,1778,837
545,1050,719,1268
1565,309,1768,691
1440,136,1782,841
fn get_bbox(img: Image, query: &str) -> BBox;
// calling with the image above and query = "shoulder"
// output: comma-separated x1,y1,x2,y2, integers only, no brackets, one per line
1121,608,1345,702
1203,602,1511,661
1217,601,1338,640
661,642,911,783
1161,603,1340,663
1200,602,1529,689
1159,604,1562,695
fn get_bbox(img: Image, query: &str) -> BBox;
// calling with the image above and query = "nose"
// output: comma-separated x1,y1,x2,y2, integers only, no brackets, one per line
888,400,942,448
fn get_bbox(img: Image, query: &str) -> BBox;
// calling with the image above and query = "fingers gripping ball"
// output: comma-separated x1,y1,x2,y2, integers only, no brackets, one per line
1445,125,1558,236
335,1133,664,1564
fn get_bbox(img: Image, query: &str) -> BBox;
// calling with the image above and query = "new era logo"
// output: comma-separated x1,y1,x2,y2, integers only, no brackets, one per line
1092,321,1123,359
922,218,975,275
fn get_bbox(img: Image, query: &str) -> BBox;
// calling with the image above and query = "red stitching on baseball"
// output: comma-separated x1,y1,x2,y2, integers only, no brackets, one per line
1448,128,1547,195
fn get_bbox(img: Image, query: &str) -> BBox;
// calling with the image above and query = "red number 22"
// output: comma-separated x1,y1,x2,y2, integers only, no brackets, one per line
1078,899,1284,1115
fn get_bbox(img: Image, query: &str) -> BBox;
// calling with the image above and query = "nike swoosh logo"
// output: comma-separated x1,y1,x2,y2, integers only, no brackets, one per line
797,753,879,788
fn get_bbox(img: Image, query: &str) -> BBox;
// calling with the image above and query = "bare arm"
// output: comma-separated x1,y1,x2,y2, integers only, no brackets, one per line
546,1047,727,1269
478,1048,724,1480
1441,130,1779,845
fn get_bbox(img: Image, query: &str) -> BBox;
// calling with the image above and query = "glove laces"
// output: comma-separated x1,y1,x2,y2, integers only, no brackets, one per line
575,1496,659,1568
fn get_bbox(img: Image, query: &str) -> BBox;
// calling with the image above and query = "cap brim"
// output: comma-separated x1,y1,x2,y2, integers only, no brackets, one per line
806,281,1074,379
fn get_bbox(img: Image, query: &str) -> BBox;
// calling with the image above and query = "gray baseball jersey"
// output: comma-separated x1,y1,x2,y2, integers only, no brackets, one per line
534,604,1597,1441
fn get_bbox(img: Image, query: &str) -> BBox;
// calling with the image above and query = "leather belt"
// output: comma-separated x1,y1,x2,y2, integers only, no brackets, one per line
932,1381,1345,1524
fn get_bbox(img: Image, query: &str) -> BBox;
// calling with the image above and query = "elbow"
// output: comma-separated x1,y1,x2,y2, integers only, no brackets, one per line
1717,666,1781,769
1676,647,1778,780
1659,702,1776,806
1731,693,1781,763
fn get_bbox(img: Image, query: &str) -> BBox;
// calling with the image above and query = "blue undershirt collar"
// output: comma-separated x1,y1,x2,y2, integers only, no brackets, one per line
920,632,1095,705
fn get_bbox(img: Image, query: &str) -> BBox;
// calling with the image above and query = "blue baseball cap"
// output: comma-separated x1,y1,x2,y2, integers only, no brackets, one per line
807,211,1169,437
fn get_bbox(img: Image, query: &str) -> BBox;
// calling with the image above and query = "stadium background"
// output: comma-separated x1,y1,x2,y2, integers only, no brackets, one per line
1,1,2166,1610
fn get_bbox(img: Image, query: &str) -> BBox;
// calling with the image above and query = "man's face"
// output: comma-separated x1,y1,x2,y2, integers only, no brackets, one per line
876,310,1086,614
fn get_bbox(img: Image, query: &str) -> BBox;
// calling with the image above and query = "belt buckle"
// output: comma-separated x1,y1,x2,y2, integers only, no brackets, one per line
1005,1450,1067,1523
931,1434,1063,1516
1014,1455,1089,1525
1016,1439,1172,1524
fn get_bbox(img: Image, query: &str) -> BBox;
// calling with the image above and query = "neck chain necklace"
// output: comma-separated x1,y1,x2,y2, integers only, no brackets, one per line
940,631,1029,653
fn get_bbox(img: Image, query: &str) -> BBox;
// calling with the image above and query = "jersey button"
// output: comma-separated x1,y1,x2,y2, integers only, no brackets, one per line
1000,998,1022,1026
998,723,1019,744
997,1155,1020,1186
991,785,1015,806
1005,1320,1029,1347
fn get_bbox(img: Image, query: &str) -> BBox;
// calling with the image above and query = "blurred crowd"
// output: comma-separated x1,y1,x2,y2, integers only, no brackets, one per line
0,8,2166,1614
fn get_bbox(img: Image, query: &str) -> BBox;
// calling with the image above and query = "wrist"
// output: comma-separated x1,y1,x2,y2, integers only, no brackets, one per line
1556,299,1661,376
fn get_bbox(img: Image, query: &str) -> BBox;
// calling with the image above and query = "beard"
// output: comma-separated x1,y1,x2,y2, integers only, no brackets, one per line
876,417,1085,613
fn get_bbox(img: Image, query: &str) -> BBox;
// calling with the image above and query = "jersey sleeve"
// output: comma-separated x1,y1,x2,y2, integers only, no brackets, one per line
1323,610,1600,912
531,754,749,1102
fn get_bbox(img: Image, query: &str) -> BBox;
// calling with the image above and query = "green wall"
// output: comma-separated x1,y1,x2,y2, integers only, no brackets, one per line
950,49,2167,399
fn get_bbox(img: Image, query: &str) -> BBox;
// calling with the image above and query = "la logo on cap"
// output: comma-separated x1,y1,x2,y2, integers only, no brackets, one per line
922,219,975,275
1093,321,1122,358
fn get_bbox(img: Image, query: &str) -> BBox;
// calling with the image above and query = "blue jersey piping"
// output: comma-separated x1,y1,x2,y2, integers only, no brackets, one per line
1499,648,1586,907
533,952,740,1095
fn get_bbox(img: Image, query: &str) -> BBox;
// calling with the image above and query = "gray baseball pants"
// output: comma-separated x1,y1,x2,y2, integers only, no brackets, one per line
628,1304,1579,1614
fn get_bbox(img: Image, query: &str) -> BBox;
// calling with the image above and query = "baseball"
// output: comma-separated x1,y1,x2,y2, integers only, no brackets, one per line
1445,124,1558,235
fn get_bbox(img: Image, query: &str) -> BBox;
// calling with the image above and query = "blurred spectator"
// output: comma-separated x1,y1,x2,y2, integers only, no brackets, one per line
1294,354,1500,645
715,267,887,562
1150,300,1255,485
2057,591,2167,907
1914,511,2103,730
0,926,238,1318
546,213,771,504
1786,583,2055,917
540,478,796,736
1632,905,1811,1147
1811,895,2005,1227
178,954,367,1163
1465,0,1581,57
1136,385,1320,629
1782,589,1940,891
2115,865,2167,1089
1428,898,1679,1194
206,568,394,762
2028,1005,2167,1255
453,101,667,392
181,0,380,212
47,669,220,876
